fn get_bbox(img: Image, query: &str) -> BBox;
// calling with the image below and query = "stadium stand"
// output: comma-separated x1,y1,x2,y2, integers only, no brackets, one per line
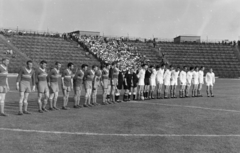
1,29,240,78
125,41,164,65
68,34,150,69
0,35,29,73
156,42,240,78
126,41,240,78
6,35,100,70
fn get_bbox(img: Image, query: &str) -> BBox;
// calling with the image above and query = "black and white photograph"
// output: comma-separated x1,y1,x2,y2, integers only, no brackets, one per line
0,0,240,152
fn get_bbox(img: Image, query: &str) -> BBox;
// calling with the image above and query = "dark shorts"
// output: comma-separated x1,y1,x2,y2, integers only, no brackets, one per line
144,79,150,86
123,81,131,90
117,81,124,90
131,83,137,88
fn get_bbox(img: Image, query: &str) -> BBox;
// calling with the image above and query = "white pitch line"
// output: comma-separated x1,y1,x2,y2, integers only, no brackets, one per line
0,128,240,137
129,101,240,113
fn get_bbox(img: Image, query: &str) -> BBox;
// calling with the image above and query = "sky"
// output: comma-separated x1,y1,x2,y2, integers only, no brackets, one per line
0,0,239,41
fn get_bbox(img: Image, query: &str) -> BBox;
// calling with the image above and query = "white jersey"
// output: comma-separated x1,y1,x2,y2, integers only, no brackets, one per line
163,69,171,86
170,70,179,85
192,71,199,84
205,72,215,86
179,70,187,85
156,68,164,84
198,70,204,84
137,69,146,86
150,68,157,86
186,71,193,85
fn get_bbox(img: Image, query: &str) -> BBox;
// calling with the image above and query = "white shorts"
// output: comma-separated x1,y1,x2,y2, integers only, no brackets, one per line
199,79,204,84
206,83,213,86
180,81,186,86
156,80,163,85
164,81,170,86
138,79,145,86
170,80,178,86
150,79,156,86
193,79,199,85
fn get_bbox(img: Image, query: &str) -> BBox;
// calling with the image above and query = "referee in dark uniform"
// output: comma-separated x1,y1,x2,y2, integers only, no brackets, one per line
144,66,151,99
116,65,124,102
132,67,138,100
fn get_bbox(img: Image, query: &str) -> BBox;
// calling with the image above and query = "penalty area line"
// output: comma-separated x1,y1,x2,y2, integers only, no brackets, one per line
0,128,240,137
129,101,240,113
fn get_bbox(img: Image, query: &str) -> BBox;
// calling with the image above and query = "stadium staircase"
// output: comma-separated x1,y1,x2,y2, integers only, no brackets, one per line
4,35,100,71
156,42,240,78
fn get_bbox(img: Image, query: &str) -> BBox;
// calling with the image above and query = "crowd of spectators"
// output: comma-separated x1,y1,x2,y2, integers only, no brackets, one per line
68,33,149,69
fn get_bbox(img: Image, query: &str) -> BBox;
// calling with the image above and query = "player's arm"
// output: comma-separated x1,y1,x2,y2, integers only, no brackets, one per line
32,71,36,91
71,74,74,89
6,77,9,91
124,73,128,86
92,75,96,90
137,70,141,78
170,71,174,81
35,70,39,86
212,73,215,84
61,71,65,88
205,73,208,84
16,68,23,90
47,70,51,86
179,72,182,84
77,72,84,79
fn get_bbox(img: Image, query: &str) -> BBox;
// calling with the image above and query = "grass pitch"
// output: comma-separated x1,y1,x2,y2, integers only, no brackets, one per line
1,77,240,153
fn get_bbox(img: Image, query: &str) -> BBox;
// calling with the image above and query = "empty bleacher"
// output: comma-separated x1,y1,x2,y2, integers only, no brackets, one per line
8,35,100,70
0,40,27,73
157,42,240,78
127,41,240,78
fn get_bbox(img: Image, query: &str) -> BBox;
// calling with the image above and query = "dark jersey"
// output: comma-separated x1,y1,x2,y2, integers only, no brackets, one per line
145,70,152,79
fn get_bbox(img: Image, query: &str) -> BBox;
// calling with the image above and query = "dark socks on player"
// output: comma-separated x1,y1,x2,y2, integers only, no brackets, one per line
128,93,131,101
133,94,136,100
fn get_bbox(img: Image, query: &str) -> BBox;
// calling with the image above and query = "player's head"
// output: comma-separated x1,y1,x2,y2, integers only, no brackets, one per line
81,64,88,71
119,65,123,70
169,65,174,70
209,68,213,73
40,60,47,69
26,60,33,69
176,66,180,71
130,67,134,73
55,62,61,69
112,62,117,68
2,58,10,66
142,64,147,69
67,62,74,70
105,63,110,69
195,66,199,71
156,65,160,70
184,66,188,71
189,67,194,71
200,66,205,71
161,64,165,69
92,65,98,71
149,65,154,70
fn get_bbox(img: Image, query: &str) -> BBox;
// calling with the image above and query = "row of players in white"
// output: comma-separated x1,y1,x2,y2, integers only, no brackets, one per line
137,65,215,98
